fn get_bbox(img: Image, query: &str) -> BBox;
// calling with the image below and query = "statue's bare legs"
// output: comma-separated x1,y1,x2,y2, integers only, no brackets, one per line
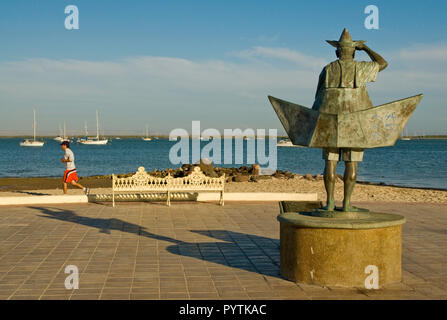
323,160,337,211
343,161,359,211
324,160,359,212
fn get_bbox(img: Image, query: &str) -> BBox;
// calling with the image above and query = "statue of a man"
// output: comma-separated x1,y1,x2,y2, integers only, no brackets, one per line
312,28,388,211
269,29,422,214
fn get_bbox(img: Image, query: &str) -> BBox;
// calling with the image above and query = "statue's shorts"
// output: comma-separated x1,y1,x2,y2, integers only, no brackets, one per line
322,148,364,162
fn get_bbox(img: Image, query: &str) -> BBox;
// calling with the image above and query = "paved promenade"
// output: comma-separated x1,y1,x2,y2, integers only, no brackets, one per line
0,201,446,300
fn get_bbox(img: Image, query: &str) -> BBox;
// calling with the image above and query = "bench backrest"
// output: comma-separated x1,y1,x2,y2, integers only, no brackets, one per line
169,166,225,191
113,167,169,191
113,166,225,192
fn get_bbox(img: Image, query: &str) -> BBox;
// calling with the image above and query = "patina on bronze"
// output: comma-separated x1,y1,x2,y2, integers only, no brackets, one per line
269,28,423,212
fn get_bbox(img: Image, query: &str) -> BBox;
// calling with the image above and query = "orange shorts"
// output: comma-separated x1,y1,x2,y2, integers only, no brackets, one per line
63,169,79,183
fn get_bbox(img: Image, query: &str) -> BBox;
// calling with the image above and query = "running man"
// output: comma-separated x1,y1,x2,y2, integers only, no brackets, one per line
60,141,88,194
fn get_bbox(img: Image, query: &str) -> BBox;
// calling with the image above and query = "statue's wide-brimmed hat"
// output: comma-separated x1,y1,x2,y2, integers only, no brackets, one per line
326,28,366,48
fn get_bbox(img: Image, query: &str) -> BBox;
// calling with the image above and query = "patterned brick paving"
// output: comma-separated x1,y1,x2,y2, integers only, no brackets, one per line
0,201,445,300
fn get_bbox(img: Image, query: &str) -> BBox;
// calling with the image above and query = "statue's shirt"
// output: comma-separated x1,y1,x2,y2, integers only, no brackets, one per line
312,60,379,114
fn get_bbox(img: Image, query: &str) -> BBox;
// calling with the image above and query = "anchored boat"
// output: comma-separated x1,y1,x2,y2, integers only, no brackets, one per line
54,121,71,142
142,125,152,141
79,110,108,145
20,109,45,147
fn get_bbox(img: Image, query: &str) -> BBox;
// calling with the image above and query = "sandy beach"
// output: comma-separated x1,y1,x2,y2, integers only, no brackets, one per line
1,173,446,203
226,176,447,203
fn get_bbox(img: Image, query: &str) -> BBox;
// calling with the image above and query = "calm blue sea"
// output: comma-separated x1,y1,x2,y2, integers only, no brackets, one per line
0,138,446,190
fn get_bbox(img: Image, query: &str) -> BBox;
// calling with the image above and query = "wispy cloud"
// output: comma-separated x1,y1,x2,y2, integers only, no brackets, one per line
0,52,320,134
370,44,447,97
398,44,447,62
256,33,280,42
0,44,446,134
233,46,326,70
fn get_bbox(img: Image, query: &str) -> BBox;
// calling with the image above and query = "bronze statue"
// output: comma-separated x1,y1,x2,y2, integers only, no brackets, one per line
269,28,423,212
315,28,387,212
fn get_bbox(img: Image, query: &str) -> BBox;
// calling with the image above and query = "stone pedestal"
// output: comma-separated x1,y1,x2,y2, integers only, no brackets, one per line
278,201,405,288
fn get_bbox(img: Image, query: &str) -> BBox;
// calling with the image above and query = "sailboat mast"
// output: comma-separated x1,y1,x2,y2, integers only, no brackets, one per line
33,109,36,141
64,121,66,139
96,110,99,139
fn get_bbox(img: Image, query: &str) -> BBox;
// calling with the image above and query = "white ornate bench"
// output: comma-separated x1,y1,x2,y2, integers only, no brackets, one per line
112,166,225,207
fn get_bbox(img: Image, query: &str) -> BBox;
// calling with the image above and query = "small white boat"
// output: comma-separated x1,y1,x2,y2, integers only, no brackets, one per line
200,136,215,141
400,127,411,140
277,139,295,147
79,110,108,145
20,139,45,147
81,139,108,145
76,122,88,142
54,122,71,142
142,125,152,141
20,109,45,147
54,124,63,141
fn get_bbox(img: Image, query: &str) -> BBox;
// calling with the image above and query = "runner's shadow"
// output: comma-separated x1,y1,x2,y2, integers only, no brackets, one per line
13,190,52,196
30,206,281,278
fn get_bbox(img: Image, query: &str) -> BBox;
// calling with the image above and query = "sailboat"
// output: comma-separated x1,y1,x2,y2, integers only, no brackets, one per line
77,121,89,142
142,125,152,141
20,109,45,147
79,110,108,145
54,121,71,142
277,138,295,147
54,124,64,142
401,126,411,141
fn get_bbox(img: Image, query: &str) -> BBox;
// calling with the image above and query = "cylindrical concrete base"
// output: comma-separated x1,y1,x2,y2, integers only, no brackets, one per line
278,202,405,288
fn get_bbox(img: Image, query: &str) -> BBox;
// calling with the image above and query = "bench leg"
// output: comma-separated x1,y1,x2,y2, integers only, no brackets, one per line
112,190,115,207
167,191,171,207
220,191,224,206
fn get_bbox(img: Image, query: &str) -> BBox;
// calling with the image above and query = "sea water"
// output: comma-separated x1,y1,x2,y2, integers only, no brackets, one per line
0,138,446,190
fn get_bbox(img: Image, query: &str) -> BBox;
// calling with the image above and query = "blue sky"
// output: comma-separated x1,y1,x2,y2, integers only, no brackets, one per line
0,0,446,135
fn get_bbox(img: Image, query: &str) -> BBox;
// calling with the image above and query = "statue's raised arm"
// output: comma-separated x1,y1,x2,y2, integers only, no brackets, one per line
356,42,388,71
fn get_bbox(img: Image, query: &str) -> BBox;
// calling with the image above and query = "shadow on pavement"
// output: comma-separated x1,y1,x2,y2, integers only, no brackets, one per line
29,206,281,278
13,190,52,196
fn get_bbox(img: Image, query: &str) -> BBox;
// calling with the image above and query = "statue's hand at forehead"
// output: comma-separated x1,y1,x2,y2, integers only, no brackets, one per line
355,42,366,51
